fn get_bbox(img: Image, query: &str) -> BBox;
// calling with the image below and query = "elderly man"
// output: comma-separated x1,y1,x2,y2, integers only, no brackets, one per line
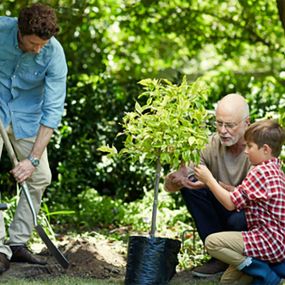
0,3,67,273
165,93,251,277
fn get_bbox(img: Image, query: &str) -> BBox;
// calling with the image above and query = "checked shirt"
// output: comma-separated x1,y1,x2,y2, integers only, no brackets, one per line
231,158,285,263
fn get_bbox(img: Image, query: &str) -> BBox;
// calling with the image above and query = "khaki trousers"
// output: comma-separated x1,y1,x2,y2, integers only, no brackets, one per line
0,125,51,259
205,231,253,284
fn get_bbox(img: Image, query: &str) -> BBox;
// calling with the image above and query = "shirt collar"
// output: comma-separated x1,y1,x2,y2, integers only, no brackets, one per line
261,157,280,167
34,40,52,66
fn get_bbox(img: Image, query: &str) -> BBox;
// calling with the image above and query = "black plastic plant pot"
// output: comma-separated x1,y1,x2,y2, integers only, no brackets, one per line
124,235,181,285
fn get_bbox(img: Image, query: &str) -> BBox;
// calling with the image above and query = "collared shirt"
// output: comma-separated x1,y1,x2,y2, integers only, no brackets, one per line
231,158,285,263
0,16,67,139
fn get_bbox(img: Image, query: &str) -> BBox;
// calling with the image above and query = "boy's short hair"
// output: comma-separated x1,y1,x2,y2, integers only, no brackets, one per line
18,3,59,40
244,119,285,157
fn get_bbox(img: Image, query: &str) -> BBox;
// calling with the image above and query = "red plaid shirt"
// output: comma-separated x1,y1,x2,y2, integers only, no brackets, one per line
231,158,285,263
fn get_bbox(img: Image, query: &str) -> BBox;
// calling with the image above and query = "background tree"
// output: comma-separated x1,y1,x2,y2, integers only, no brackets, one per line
0,0,284,228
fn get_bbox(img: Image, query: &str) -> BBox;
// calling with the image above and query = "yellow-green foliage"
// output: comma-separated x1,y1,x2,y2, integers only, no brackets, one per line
100,77,211,170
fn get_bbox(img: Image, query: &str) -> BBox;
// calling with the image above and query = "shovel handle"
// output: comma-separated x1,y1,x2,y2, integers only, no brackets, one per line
0,120,18,168
0,119,69,269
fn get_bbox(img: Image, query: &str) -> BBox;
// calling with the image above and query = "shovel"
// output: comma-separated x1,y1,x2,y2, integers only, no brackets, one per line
0,119,69,269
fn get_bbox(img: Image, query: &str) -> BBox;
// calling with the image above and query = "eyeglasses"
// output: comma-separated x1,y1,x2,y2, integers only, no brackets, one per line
215,117,248,131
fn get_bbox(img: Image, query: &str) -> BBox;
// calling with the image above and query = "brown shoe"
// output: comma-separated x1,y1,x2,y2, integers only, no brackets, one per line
192,258,228,277
10,245,47,265
0,253,10,274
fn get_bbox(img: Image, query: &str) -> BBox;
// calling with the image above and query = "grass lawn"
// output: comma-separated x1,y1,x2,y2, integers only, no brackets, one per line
0,275,223,285
1,276,123,285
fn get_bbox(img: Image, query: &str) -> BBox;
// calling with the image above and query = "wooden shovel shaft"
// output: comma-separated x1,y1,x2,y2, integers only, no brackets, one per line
0,119,69,269
0,121,18,168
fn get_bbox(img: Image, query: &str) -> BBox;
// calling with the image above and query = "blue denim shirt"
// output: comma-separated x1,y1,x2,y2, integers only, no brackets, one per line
0,16,67,139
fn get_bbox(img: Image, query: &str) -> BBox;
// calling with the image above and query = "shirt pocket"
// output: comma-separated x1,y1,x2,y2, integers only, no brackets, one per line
18,61,46,87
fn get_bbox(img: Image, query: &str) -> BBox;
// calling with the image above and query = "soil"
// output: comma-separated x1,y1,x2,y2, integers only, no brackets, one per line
1,235,220,284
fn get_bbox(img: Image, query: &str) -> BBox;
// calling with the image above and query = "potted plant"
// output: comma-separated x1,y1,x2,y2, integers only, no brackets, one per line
99,76,210,285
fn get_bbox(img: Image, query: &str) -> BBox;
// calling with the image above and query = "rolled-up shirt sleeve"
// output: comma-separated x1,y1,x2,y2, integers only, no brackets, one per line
230,185,247,210
40,41,67,129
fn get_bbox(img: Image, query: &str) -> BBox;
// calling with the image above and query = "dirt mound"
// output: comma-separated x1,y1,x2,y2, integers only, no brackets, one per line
2,235,126,281
63,236,126,278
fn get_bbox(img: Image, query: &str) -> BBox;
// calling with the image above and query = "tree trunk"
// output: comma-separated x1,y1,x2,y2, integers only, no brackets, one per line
150,156,161,237
277,0,285,32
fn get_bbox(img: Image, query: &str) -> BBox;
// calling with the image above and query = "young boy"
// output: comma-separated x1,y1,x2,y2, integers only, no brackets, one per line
194,119,285,285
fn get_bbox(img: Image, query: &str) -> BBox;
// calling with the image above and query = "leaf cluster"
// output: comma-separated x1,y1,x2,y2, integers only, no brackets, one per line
114,77,211,169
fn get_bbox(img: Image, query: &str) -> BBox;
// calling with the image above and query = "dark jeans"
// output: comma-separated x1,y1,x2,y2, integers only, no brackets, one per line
181,187,247,243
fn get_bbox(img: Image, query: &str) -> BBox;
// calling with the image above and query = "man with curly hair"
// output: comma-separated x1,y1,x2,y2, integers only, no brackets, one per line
0,3,67,272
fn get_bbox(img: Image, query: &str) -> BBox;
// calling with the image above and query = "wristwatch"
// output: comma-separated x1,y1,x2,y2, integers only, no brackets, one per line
27,155,40,167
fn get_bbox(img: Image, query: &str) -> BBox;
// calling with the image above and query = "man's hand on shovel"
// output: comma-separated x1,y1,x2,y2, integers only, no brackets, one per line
10,159,36,183
0,119,69,269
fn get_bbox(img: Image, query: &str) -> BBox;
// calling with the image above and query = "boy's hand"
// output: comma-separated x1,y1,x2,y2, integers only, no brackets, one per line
194,165,213,185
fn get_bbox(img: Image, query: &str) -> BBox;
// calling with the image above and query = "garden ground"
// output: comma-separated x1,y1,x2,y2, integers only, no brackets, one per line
1,235,220,284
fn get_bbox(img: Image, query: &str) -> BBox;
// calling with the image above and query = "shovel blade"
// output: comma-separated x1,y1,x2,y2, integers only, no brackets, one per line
35,225,69,269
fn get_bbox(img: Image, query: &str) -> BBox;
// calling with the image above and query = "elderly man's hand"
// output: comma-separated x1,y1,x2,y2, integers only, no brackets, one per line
165,164,206,192
165,165,188,192
183,179,206,190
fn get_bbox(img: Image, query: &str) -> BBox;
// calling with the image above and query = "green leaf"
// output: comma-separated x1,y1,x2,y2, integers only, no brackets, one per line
97,145,118,155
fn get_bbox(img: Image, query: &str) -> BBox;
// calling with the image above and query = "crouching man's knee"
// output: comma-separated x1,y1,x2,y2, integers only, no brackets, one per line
205,233,218,253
